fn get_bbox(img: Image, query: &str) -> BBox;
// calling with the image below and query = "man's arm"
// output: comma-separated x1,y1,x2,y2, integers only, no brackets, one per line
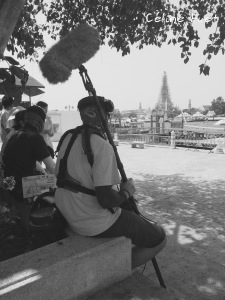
36,161,47,174
42,156,55,174
95,179,136,209
43,117,54,137
95,185,128,209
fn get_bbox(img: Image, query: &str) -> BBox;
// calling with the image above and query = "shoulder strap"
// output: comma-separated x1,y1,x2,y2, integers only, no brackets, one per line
56,125,114,213
55,126,83,155
81,124,105,167
56,125,97,196
62,127,82,163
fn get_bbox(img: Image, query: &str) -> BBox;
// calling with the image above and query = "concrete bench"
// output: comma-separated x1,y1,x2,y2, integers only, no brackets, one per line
131,141,145,149
0,235,131,300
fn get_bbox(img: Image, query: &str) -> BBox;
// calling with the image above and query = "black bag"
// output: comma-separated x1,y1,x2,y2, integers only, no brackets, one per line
29,192,67,248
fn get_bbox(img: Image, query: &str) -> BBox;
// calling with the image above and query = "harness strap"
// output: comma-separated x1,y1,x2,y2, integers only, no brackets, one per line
55,128,76,156
56,125,114,213
58,177,96,196
81,125,94,167
62,127,81,164
56,125,100,196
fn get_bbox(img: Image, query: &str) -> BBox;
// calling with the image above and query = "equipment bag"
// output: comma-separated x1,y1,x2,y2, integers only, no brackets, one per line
29,191,67,249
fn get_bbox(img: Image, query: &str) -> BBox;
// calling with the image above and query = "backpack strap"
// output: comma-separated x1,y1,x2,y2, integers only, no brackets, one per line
56,125,114,213
81,124,105,167
55,127,80,157
56,126,97,196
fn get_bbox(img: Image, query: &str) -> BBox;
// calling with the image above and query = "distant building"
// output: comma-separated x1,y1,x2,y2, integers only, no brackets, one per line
198,105,210,112
206,110,215,117
113,108,120,114
121,102,151,118
48,110,82,142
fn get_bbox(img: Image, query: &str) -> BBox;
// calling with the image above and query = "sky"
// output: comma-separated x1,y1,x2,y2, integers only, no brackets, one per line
10,17,225,112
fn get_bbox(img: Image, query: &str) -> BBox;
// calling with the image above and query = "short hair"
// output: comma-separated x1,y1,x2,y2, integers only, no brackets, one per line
13,110,26,130
27,105,46,121
36,101,48,109
2,96,13,109
24,106,46,133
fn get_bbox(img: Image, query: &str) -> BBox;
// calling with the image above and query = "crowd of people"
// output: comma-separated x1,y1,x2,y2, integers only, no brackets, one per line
0,95,166,269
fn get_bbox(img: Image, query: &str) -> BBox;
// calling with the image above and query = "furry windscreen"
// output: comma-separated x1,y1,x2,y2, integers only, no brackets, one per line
39,23,101,84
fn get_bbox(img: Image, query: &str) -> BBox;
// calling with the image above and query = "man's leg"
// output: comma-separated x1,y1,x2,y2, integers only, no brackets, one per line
93,209,167,268
132,237,167,269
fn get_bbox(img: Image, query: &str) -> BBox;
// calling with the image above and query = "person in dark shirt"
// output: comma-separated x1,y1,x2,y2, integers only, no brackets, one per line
2,105,55,231
3,105,55,200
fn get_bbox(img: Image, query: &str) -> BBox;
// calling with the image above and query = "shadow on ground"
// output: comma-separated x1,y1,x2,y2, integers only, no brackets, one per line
133,173,225,300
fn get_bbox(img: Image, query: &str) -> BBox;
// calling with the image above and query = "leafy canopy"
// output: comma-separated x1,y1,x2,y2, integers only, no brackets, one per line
6,0,225,75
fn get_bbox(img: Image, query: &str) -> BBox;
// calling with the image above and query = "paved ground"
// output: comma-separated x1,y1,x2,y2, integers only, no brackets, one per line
111,143,225,300
1,141,225,299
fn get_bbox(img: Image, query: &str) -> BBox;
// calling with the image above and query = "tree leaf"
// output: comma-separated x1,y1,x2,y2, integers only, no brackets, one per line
184,57,189,64
194,41,199,48
199,64,204,74
203,65,210,76
9,66,28,81
3,56,20,65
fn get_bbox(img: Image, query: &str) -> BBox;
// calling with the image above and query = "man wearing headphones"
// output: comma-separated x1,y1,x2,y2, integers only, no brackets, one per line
55,96,166,269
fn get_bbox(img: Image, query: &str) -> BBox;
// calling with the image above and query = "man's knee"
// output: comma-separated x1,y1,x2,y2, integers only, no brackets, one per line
157,235,167,251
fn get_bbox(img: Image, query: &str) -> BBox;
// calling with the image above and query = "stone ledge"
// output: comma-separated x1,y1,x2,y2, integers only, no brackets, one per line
0,235,131,300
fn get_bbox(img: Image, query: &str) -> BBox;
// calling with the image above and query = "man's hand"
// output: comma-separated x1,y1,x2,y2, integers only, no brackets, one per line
120,178,136,198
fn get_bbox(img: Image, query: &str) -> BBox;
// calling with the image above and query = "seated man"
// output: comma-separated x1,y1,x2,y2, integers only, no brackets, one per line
55,96,166,269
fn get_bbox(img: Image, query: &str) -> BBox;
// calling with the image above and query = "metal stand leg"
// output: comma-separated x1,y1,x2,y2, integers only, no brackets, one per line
152,257,166,289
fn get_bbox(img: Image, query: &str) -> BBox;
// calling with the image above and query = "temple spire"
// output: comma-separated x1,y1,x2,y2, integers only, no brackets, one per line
155,71,173,117
188,99,191,109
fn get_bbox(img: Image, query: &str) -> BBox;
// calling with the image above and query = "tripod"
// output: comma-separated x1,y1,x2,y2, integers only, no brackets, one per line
79,65,166,289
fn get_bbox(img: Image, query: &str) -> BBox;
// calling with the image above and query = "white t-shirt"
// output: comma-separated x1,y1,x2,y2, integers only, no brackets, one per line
55,133,121,236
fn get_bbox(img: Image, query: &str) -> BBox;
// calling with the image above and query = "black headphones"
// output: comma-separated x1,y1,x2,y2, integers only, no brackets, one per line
77,96,114,113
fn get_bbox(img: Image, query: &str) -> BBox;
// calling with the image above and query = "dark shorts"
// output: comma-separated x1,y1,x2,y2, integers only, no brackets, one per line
93,209,166,248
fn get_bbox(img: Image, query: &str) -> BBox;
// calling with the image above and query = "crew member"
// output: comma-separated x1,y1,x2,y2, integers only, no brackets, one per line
55,96,167,268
